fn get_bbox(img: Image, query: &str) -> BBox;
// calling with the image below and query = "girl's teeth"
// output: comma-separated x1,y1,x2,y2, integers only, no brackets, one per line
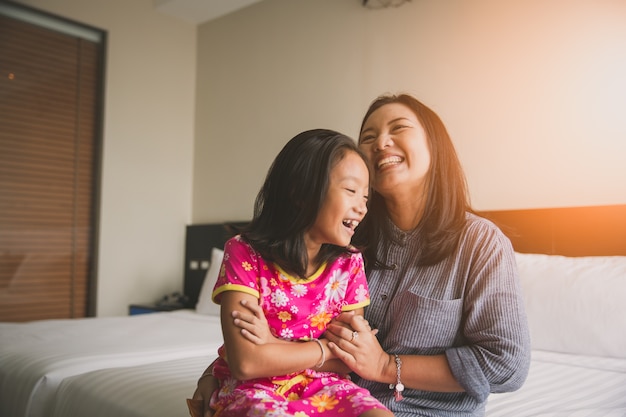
343,220,359,229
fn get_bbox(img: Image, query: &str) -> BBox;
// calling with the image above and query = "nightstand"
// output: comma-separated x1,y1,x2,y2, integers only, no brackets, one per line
128,304,184,315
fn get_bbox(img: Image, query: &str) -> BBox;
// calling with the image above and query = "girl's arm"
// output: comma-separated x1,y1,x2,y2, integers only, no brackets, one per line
221,290,339,380
231,299,374,375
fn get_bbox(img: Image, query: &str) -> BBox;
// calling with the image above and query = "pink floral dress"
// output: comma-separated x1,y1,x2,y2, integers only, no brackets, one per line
209,236,389,417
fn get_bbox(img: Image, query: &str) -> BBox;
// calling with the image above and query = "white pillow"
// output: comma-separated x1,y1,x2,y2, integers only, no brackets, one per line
515,252,626,358
195,248,224,316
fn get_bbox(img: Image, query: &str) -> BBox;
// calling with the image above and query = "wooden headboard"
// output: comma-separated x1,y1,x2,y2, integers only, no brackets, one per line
183,222,248,307
479,204,626,256
183,205,626,305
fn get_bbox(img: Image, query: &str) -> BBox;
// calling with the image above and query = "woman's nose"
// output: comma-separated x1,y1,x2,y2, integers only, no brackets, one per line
374,134,392,151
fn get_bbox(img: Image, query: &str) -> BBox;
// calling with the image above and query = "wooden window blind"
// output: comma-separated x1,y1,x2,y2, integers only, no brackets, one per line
0,6,104,322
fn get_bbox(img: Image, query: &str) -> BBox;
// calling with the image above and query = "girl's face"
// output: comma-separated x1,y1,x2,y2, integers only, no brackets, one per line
358,103,431,199
306,150,369,250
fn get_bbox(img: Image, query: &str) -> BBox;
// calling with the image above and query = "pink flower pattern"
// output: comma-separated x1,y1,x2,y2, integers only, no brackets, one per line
210,236,389,416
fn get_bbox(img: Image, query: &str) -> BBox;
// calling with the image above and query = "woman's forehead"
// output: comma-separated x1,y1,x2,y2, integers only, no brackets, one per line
368,102,415,123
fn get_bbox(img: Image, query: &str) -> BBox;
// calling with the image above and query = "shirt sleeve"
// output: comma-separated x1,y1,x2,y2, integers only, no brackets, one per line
212,236,261,304
445,221,531,402
341,251,371,311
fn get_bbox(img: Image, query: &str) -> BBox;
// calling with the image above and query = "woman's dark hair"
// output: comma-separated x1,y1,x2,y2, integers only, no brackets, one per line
242,129,368,279
354,93,472,268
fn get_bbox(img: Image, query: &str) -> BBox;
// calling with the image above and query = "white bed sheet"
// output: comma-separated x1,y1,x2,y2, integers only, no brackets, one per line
486,350,626,417
51,354,217,417
42,348,626,417
0,310,223,417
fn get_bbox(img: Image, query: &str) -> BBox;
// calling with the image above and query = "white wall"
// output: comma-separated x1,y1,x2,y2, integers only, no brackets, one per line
193,0,626,224
16,0,197,316
12,0,626,315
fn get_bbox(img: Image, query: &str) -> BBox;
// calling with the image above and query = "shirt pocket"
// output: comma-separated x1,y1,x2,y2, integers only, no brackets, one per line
386,290,463,353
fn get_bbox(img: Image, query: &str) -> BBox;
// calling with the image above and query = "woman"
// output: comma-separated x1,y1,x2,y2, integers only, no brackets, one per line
193,94,530,416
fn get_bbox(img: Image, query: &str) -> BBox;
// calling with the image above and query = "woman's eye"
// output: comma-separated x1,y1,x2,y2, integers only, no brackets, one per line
345,188,356,194
359,135,375,144
392,124,408,131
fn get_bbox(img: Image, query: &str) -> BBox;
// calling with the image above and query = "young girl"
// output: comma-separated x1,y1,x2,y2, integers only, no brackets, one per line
205,129,392,417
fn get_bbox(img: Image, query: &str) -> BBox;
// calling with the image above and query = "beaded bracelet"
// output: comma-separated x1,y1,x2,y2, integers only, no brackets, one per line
389,354,404,401
311,338,326,368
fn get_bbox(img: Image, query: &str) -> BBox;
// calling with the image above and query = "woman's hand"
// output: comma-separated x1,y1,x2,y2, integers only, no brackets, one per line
325,312,389,382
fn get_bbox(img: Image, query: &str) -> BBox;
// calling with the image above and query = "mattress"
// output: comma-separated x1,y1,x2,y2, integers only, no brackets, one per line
485,350,626,417
35,349,626,417
0,310,223,417
50,354,217,417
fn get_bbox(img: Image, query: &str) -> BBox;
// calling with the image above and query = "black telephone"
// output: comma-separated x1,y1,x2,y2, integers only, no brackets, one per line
155,292,189,309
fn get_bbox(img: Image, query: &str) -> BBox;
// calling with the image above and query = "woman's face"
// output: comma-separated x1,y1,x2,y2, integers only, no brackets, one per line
358,102,431,198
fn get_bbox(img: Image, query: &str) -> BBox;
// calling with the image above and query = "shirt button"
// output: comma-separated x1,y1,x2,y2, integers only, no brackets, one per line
381,293,388,300
391,264,398,270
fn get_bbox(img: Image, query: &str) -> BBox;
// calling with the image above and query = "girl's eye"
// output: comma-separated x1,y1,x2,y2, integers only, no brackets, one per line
359,134,375,144
345,188,356,194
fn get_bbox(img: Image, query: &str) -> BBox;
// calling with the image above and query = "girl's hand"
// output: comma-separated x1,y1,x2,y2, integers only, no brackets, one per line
232,299,277,344
325,313,388,382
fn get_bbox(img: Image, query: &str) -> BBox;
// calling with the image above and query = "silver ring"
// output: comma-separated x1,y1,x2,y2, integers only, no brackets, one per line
351,331,359,341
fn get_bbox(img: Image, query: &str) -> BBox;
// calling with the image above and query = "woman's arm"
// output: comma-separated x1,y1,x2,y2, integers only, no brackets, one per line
325,313,465,392
323,223,531,401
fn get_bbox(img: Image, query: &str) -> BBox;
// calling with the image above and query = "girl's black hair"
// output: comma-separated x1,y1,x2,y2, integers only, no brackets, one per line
242,129,368,279
353,94,473,269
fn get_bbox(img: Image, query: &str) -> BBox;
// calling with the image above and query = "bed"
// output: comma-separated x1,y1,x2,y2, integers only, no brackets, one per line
0,310,223,417
1,206,625,417
0,223,244,417
481,205,626,416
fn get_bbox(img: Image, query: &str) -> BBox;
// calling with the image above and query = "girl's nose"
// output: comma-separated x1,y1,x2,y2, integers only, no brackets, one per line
356,199,368,216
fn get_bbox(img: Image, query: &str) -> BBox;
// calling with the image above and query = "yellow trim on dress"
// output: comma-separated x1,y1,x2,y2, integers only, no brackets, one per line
212,283,260,303
274,262,327,283
274,373,313,396
342,299,370,311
